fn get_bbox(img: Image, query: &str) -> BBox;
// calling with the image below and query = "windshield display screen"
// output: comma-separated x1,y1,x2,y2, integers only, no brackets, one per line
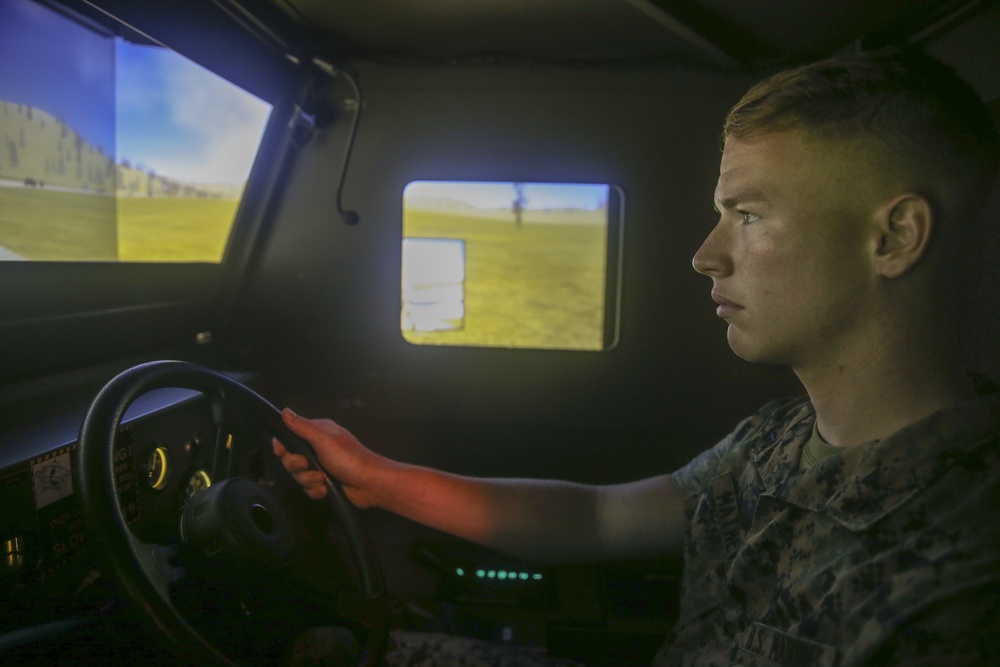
0,0,272,263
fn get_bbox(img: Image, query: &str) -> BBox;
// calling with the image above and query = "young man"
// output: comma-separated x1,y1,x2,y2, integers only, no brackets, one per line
275,48,1000,665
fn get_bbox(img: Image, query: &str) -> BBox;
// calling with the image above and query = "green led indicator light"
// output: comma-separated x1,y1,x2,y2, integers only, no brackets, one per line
455,568,465,576
519,572,528,580
476,569,486,578
488,570,496,578
533,573,543,580
498,571,508,579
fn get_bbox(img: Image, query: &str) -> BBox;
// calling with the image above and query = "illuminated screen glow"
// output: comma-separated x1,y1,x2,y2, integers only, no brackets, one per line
402,238,467,333
402,180,623,351
0,0,272,262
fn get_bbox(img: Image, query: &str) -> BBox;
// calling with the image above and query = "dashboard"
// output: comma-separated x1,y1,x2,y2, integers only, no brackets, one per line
0,376,278,646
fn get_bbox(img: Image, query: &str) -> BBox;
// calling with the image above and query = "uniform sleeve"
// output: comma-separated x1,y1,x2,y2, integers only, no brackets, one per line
672,413,758,497
671,428,739,498
671,397,806,498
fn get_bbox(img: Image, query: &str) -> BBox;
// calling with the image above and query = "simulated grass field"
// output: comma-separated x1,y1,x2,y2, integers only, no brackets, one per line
0,188,236,262
403,206,608,351
116,197,237,262
0,188,117,260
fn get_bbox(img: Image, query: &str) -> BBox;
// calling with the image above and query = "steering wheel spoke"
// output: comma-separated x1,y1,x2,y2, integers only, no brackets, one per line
126,535,189,598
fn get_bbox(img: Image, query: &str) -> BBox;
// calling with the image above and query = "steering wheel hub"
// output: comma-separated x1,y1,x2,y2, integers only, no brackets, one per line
181,478,294,568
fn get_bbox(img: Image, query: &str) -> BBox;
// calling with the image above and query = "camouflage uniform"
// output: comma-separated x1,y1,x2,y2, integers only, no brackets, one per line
656,389,1000,666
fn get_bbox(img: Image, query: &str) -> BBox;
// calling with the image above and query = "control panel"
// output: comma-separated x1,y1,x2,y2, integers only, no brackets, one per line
0,390,223,620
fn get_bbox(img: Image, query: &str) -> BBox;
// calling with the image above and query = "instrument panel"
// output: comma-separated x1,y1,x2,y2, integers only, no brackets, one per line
0,386,271,621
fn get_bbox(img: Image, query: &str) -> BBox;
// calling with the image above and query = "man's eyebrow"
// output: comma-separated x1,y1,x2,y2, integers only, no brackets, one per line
714,190,767,210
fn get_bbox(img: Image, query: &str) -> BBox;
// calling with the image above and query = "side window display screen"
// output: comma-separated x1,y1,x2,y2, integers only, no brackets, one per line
0,0,272,262
402,181,623,351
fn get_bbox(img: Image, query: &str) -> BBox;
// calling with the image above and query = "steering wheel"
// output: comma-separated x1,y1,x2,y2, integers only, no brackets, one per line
73,360,387,666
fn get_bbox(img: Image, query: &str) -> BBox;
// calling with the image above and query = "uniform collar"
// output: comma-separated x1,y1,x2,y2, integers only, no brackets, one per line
751,392,1000,531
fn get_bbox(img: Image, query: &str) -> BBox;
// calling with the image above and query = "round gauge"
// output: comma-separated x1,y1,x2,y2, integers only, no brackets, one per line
147,446,170,491
185,469,212,501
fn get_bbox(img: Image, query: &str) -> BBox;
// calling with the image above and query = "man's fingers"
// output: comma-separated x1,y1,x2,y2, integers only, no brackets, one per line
272,438,287,457
291,470,328,499
304,485,328,500
294,469,327,487
272,432,315,474
274,408,334,499
284,453,312,473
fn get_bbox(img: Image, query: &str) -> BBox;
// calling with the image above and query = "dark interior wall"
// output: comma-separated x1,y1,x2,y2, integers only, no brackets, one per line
926,4,1000,384
228,63,803,483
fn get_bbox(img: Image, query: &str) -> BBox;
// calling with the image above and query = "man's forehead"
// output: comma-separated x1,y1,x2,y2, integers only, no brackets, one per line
714,153,767,207
720,131,813,167
715,131,814,204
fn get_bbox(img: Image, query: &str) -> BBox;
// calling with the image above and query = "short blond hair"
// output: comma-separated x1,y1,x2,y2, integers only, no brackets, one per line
725,48,999,230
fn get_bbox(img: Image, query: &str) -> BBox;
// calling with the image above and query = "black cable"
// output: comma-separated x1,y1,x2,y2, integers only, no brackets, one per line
314,59,362,226
219,0,363,225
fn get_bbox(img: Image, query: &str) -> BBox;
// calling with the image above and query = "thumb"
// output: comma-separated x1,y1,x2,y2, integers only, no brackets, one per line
281,408,323,445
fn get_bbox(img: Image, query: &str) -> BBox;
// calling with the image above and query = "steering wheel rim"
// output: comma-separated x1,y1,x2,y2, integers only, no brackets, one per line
73,360,387,666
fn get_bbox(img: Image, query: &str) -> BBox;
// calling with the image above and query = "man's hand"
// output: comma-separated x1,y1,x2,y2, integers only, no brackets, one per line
272,408,386,507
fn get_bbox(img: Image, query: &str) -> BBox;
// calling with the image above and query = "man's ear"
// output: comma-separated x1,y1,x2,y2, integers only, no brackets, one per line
872,194,934,279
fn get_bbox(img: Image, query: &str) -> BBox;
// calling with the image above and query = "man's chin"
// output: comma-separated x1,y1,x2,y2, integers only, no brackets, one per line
727,329,780,365
726,327,754,361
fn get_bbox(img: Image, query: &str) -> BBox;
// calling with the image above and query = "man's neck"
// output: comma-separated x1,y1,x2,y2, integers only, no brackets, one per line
795,334,975,448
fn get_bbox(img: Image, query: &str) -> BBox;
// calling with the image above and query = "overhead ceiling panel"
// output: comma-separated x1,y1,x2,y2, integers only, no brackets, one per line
643,0,978,67
258,0,995,72
278,0,733,65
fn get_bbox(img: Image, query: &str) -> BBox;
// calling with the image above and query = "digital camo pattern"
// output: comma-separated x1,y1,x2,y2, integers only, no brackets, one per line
658,389,1000,666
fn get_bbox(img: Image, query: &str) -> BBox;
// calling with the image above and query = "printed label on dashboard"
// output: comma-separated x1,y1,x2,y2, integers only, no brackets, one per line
31,446,74,510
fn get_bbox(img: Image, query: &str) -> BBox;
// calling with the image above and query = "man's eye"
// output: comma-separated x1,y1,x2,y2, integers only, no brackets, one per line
740,211,760,224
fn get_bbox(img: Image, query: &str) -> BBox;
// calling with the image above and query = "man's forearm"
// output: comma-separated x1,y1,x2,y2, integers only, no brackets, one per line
371,462,604,562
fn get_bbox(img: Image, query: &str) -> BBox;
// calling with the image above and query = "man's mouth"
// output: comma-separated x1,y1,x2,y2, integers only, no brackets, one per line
711,292,743,318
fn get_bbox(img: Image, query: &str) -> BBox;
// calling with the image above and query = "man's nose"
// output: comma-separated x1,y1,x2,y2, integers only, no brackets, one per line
692,223,732,277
